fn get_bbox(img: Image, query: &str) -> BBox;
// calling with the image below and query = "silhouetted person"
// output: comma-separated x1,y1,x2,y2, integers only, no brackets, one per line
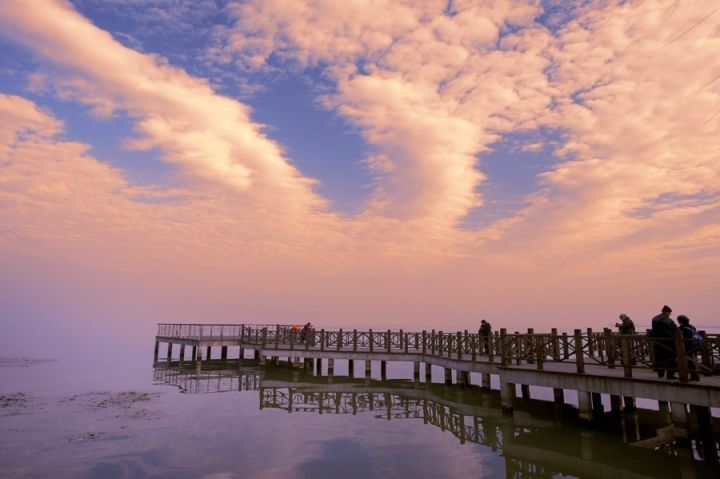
650,305,677,379
678,315,701,381
479,320,492,354
616,314,635,334
300,322,313,344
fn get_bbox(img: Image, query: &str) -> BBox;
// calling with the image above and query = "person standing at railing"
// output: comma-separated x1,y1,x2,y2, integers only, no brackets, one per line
678,315,702,381
479,320,492,354
650,305,677,379
615,314,635,334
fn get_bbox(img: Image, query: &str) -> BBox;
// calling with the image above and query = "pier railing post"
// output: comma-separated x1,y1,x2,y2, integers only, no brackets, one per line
526,328,534,364
369,329,373,353
604,328,615,368
422,330,427,354
338,329,343,351
535,335,544,370
320,329,325,352
353,329,358,352
471,333,477,362
431,330,436,355
674,329,688,383
574,329,585,374
551,328,560,361
386,329,391,353
457,331,462,360
500,328,508,367
488,332,495,363
404,330,409,353
586,328,594,359
699,331,712,374
622,336,633,378
562,333,569,359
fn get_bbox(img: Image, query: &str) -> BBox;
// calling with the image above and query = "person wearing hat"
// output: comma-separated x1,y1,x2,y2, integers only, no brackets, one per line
615,314,635,334
650,305,678,379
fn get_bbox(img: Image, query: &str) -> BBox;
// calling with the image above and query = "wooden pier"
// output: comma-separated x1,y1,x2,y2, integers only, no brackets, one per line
154,323,720,438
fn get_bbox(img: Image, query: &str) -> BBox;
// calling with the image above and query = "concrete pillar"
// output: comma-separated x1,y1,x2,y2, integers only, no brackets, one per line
554,388,565,406
458,370,470,387
348,359,355,376
254,350,260,360
195,348,202,373
500,381,514,412
380,361,387,380
691,405,718,463
520,384,530,400
238,348,244,360
221,346,228,361
658,400,671,423
206,346,211,360
413,361,420,381
670,402,689,438
444,368,452,385
481,373,491,390
153,341,160,363
578,391,593,421
425,363,432,383
179,345,185,366
591,392,604,416
610,394,622,414
623,396,636,411
191,346,197,362
316,358,323,375
328,358,335,375
166,343,173,362
365,360,372,378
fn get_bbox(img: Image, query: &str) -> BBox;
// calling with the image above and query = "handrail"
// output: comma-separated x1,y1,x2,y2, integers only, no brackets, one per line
155,323,720,381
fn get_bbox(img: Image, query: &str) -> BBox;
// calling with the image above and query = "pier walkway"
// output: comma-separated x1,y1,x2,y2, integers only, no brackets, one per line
154,323,720,435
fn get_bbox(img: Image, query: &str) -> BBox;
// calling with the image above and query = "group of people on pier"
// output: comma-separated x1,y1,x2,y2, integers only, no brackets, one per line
613,305,701,380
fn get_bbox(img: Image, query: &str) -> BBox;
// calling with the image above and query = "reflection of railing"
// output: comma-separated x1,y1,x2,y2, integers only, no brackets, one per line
259,388,504,447
157,323,720,383
153,367,260,393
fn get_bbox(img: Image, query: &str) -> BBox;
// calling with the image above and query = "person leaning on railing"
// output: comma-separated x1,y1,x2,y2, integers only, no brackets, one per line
678,315,702,381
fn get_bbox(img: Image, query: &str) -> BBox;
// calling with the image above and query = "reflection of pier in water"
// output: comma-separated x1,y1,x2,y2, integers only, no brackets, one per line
153,361,720,479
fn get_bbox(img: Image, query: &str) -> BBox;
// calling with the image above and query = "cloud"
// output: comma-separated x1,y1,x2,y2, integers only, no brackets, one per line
0,0,325,214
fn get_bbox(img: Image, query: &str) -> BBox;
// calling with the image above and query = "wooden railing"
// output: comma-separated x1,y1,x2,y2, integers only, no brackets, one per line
157,323,720,383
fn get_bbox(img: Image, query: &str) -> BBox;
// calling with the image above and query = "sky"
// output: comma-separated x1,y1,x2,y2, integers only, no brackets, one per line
1,0,719,356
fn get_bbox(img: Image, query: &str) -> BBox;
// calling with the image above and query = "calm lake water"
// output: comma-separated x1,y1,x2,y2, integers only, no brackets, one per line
1,348,719,478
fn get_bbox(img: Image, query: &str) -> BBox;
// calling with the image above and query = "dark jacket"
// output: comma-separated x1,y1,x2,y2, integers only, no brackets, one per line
650,313,677,338
618,318,635,334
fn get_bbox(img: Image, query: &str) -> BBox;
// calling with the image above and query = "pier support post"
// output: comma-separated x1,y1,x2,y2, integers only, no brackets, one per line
444,368,452,385
328,358,335,375
623,396,636,411
254,350,260,360
238,348,244,360
610,394,622,414
348,359,355,376
691,405,718,462
658,400,671,422
591,392,604,416
425,363,432,383
206,346,211,360
304,358,312,370
259,355,266,365
458,370,470,387
500,381,515,412
520,384,530,400
153,341,159,363
365,360,371,378
179,345,185,366
578,391,593,421
554,388,565,406
413,362,420,381
221,346,227,361
380,361,387,380
316,358,323,374
195,348,202,373
166,343,173,363
481,373,491,390
670,402,689,438
191,346,197,362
